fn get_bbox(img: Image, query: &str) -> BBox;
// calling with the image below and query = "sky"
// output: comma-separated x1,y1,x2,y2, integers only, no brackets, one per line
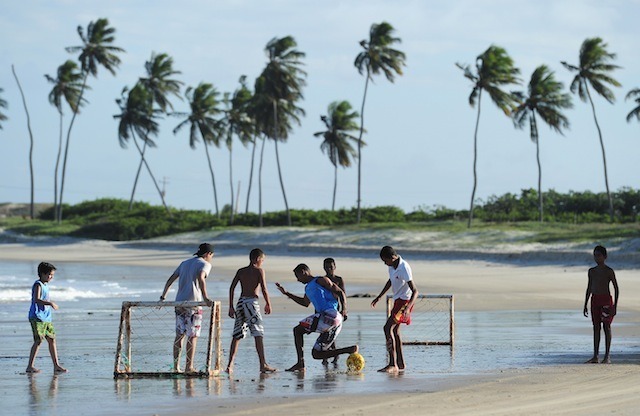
1,0,639,214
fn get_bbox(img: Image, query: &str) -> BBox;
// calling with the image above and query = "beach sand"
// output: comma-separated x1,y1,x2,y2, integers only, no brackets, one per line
2,235,640,415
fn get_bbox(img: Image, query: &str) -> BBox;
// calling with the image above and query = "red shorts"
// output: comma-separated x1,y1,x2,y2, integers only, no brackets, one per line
591,294,614,325
390,298,413,325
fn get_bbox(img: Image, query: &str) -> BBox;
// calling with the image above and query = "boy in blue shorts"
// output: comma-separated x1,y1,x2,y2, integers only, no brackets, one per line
26,262,67,374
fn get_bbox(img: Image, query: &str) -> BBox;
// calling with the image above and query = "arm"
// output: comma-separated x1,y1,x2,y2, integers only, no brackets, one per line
275,282,311,307
611,270,619,316
318,276,348,320
228,273,240,318
259,270,272,314
160,272,179,301
371,280,392,308
404,280,419,319
583,270,592,317
33,283,58,310
198,270,213,307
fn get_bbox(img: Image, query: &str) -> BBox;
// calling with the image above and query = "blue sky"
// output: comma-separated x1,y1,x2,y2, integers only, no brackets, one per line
1,0,639,214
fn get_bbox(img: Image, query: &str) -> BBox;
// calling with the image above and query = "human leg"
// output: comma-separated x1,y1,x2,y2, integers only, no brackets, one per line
254,336,276,372
185,336,198,372
378,318,399,372
26,338,42,373
585,323,601,363
173,332,185,371
225,337,240,373
602,322,612,363
286,325,306,372
46,336,67,373
312,344,358,360
393,325,405,370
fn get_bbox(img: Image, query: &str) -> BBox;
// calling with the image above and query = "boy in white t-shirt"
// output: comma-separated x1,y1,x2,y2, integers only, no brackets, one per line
371,246,418,373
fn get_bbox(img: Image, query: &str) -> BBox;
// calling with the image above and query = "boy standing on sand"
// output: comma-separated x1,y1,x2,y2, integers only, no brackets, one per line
225,248,277,373
371,246,418,373
322,257,345,365
276,264,358,372
26,262,67,374
160,243,214,373
584,245,619,364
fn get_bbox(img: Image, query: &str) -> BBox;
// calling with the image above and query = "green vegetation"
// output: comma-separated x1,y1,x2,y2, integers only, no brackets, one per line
1,189,639,242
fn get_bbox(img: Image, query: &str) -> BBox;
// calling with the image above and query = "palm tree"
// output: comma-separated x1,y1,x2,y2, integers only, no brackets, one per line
456,45,520,227
45,60,86,218
114,84,171,215
562,37,621,222
354,22,406,224
512,65,572,222
11,65,35,219
0,88,7,129
253,36,306,226
220,76,254,223
626,88,640,122
173,83,223,217
128,52,183,209
61,18,124,222
314,100,361,211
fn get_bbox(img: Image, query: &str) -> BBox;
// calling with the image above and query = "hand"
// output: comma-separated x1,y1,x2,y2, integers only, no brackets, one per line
205,298,213,307
275,282,286,295
371,297,379,308
611,305,617,316
228,305,235,318
343,310,348,321
159,295,165,302
583,306,588,317
265,303,272,315
50,302,59,310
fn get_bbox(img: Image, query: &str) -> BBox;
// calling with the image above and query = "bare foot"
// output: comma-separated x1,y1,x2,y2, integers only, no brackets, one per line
377,365,398,373
585,357,599,364
224,366,233,374
54,366,68,373
261,365,277,373
26,367,40,373
602,357,611,364
322,359,328,366
185,367,196,373
347,345,359,354
285,362,305,372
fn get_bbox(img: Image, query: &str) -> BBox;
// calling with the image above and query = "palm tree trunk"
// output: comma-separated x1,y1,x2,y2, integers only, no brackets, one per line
11,65,35,219
128,134,148,210
586,87,614,222
131,128,172,216
54,111,63,220
228,143,235,224
258,136,267,227
332,163,338,211
245,138,257,214
356,70,371,224
532,114,543,222
203,142,220,218
468,89,482,228
272,101,291,226
58,71,89,223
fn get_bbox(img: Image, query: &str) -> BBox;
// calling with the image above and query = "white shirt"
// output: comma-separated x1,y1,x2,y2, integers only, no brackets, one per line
388,256,413,300
174,257,212,302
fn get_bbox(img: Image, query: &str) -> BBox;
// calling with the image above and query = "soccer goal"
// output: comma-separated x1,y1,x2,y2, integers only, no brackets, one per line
386,294,454,345
114,301,222,378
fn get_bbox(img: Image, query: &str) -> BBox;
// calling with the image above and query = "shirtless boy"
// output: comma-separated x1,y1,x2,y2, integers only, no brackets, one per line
322,258,345,365
583,245,619,364
225,248,276,373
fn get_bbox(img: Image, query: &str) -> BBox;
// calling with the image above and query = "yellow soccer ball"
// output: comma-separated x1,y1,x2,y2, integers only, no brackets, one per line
346,352,365,372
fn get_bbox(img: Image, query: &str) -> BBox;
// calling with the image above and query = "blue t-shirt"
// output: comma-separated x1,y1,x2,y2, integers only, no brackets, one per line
28,280,52,322
305,277,339,313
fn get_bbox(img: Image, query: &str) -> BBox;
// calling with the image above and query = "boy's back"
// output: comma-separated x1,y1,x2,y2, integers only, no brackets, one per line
236,265,265,298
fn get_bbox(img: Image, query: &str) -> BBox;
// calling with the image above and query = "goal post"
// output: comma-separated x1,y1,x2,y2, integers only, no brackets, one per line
114,300,222,378
386,294,454,346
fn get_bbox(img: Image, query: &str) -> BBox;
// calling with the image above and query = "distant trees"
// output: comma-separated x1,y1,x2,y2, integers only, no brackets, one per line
456,45,520,228
314,101,360,211
354,22,406,224
512,65,572,222
60,18,124,222
562,37,621,223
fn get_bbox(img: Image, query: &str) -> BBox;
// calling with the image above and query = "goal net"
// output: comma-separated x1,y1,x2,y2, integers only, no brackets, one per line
114,301,222,378
386,294,454,345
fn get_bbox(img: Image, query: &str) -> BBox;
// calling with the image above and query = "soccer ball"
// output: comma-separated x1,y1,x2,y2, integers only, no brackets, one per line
346,352,365,372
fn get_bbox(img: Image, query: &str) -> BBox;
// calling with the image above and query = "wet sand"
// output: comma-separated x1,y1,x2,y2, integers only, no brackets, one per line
2,237,640,415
